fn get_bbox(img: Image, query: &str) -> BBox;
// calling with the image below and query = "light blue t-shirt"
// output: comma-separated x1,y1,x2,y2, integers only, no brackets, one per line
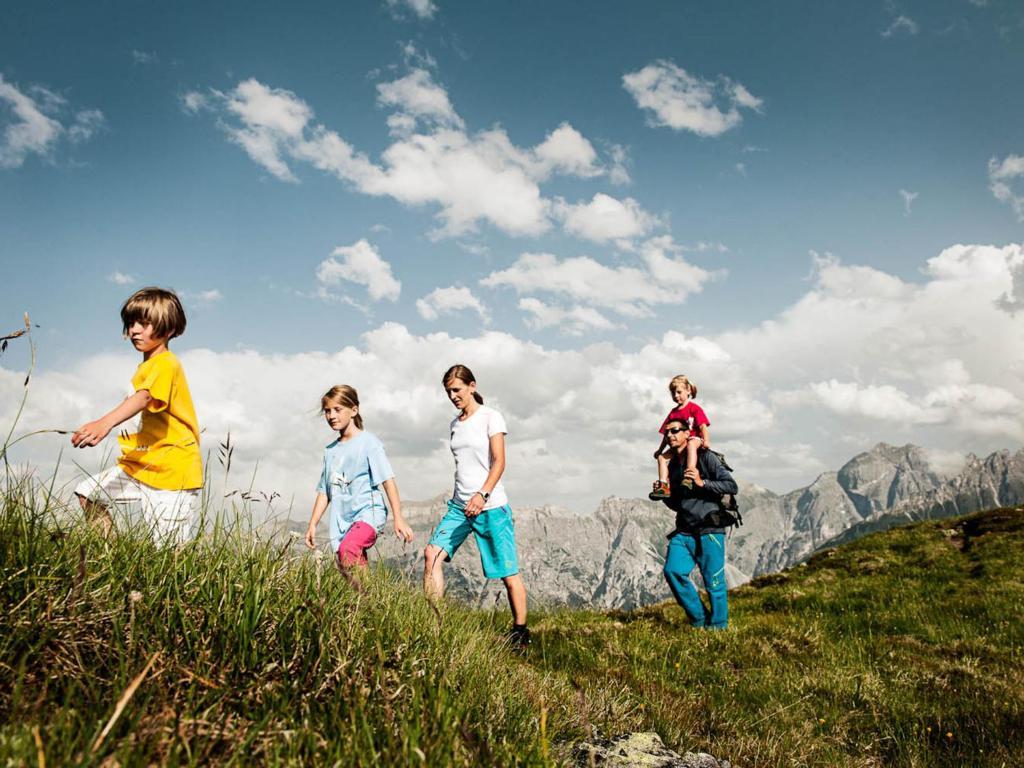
315,431,394,551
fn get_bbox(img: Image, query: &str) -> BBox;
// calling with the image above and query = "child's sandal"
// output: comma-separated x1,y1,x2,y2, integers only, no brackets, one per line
648,481,671,500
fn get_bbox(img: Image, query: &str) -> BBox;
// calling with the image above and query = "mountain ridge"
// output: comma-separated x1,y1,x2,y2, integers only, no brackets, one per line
289,443,1024,608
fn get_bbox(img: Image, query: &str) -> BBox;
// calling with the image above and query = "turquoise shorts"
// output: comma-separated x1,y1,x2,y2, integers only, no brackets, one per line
428,500,520,579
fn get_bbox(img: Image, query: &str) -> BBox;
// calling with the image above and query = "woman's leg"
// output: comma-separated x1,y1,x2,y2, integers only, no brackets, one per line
423,544,447,599
501,573,528,625
663,535,708,627
424,502,474,601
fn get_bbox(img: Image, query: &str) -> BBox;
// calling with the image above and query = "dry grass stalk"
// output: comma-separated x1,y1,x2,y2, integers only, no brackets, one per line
32,725,44,768
91,651,162,754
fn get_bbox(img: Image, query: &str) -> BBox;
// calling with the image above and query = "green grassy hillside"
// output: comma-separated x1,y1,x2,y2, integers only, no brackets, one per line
1,478,1021,766
533,507,1024,766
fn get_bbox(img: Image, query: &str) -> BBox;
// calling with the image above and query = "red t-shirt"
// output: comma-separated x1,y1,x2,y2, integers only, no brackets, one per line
659,401,710,435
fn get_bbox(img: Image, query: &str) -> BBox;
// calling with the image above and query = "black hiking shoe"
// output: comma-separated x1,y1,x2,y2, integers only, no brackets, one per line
508,624,531,651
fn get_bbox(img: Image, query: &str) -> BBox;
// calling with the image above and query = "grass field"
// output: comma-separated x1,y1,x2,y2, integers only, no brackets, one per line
1,473,1021,766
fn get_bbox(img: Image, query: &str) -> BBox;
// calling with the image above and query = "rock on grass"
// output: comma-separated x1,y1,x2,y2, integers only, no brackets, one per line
572,731,730,767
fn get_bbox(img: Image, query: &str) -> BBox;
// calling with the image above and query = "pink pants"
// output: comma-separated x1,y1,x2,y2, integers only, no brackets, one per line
337,521,378,568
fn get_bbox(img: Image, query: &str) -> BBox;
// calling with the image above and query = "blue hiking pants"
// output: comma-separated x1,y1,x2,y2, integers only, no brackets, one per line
663,532,728,629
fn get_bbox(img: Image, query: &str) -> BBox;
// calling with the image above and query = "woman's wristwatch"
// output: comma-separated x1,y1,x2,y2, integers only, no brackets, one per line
476,490,490,501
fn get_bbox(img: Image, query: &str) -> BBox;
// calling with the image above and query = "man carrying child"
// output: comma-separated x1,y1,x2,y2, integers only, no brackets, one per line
659,417,737,630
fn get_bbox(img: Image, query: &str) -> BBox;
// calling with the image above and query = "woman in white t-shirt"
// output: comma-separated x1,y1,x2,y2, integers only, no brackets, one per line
423,364,529,648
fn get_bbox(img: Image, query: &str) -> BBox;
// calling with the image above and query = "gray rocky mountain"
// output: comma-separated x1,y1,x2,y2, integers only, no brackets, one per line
819,447,1024,550
288,443,1024,609
732,443,944,577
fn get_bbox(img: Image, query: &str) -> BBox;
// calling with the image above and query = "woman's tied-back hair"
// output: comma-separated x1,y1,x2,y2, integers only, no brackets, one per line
120,287,187,340
442,364,484,405
321,385,364,429
669,374,697,399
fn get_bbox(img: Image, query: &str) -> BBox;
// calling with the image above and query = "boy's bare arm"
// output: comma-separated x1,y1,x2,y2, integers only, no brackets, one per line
71,389,152,448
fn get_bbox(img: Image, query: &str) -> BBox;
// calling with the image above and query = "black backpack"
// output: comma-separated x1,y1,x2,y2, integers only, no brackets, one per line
701,491,742,529
701,450,742,529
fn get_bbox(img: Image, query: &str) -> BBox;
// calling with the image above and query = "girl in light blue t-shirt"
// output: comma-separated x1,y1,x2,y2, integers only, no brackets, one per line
304,385,413,585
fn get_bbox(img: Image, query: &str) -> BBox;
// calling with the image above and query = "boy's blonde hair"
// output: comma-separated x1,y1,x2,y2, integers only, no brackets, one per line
321,385,364,430
121,287,187,340
669,374,697,399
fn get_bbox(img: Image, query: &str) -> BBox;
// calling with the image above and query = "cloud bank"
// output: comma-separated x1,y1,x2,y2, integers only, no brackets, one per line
4,244,1021,515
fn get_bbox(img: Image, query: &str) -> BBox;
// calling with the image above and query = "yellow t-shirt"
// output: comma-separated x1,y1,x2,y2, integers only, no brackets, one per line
117,350,203,490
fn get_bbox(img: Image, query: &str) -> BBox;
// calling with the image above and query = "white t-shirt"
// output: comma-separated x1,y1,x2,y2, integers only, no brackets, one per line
449,404,509,510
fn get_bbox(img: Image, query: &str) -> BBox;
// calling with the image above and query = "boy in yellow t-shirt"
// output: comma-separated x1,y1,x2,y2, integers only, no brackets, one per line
72,287,203,543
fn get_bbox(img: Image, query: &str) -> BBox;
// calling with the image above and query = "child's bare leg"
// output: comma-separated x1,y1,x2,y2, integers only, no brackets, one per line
657,451,671,484
77,493,112,535
686,437,700,472
339,563,366,593
423,544,446,600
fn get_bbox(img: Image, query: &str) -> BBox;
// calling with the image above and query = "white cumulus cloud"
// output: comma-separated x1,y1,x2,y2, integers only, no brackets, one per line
607,144,631,185
553,193,659,244
622,60,762,137
988,154,1024,222
482,236,716,322
882,15,919,37
517,298,618,335
107,271,136,286
189,71,625,238
416,286,489,322
377,68,462,133
180,91,210,114
316,240,401,302
188,289,224,304
385,0,437,20
0,75,104,169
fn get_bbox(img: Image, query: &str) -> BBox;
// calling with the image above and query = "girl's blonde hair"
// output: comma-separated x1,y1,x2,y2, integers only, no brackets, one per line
120,287,187,340
442,364,484,405
669,374,697,399
321,385,364,429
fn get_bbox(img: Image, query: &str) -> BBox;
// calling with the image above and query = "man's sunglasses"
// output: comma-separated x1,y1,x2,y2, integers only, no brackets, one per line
665,427,688,435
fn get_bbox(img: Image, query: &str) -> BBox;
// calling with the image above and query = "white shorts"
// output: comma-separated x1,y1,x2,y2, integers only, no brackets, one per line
74,466,200,545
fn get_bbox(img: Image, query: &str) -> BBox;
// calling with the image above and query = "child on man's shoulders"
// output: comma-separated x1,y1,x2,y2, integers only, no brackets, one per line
649,374,710,500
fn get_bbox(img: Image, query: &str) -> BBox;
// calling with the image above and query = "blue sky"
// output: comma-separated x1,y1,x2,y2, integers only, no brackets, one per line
2,0,1023,511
